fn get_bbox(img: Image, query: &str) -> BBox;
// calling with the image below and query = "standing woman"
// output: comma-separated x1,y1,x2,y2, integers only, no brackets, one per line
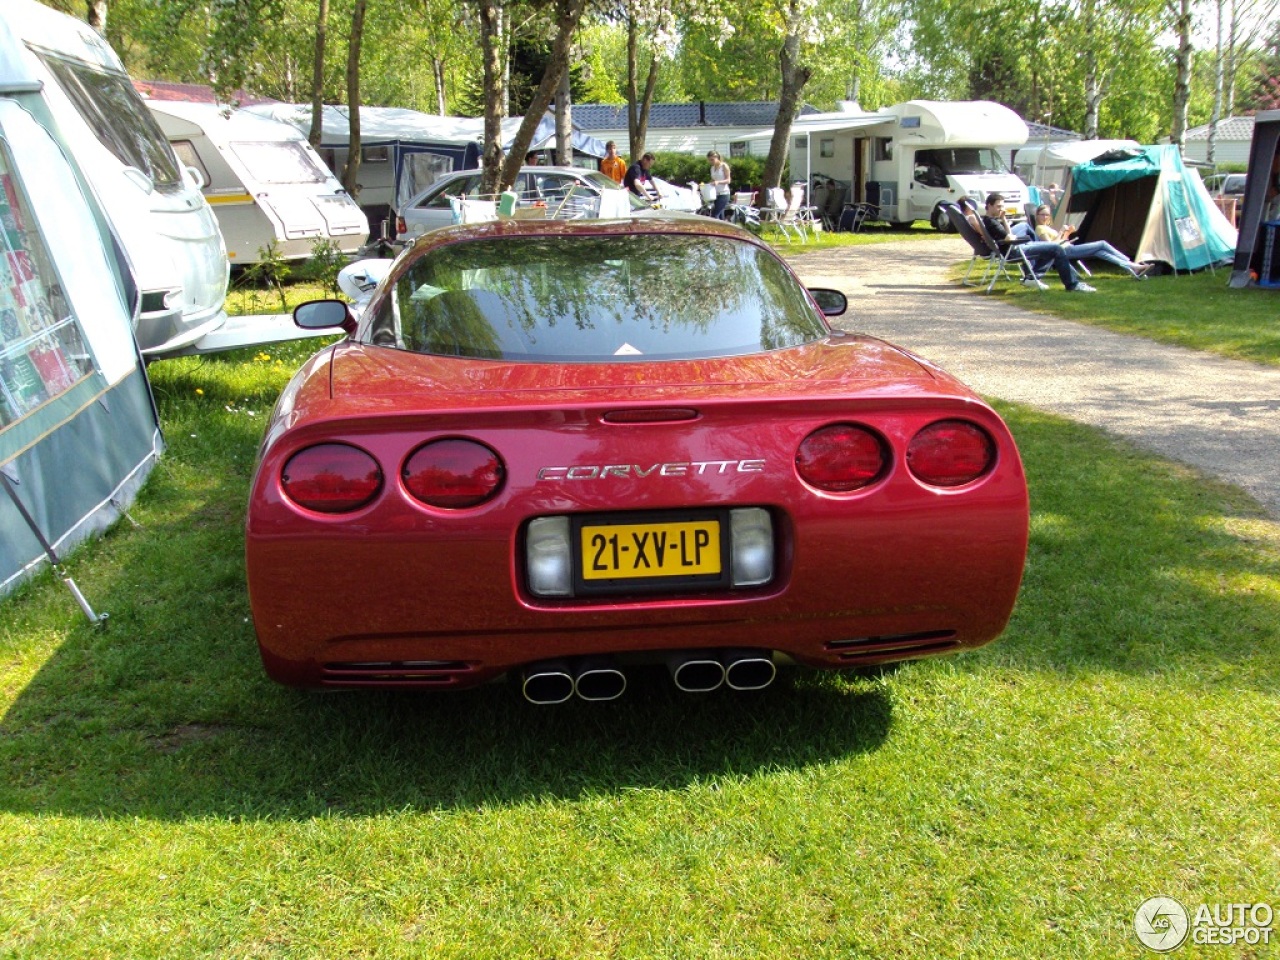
707,151,731,219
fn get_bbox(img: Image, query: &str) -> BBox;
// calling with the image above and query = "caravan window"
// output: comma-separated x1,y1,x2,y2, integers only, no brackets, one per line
171,140,209,186
915,148,1009,177
231,141,329,185
31,49,183,194
0,146,92,429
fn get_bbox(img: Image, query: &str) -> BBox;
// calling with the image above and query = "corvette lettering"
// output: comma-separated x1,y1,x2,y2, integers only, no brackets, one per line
537,459,765,481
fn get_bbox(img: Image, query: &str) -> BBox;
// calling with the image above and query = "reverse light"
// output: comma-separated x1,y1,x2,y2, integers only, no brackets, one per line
795,424,886,492
281,443,382,513
730,508,773,587
907,420,995,487
526,517,572,597
403,438,504,508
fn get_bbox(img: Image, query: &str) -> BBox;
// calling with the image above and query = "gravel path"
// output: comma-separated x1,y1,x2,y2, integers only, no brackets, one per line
787,237,1280,517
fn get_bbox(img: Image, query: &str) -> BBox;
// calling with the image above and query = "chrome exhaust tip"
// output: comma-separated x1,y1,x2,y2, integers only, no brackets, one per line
573,659,627,702
521,661,575,704
667,653,726,693
721,650,777,691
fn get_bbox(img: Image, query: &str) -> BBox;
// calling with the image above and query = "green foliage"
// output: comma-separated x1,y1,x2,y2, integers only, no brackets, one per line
651,151,777,196
240,241,292,312
302,238,351,295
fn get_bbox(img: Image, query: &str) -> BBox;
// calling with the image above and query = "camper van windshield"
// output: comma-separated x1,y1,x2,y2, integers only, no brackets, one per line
34,51,182,193
916,148,1009,176
231,141,330,184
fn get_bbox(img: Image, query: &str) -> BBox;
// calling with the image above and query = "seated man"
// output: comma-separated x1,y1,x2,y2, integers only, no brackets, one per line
982,193,1095,292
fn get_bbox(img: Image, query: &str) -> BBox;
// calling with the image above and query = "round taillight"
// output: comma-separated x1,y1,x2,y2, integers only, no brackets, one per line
907,420,995,487
795,424,886,492
403,438,505,508
281,443,382,513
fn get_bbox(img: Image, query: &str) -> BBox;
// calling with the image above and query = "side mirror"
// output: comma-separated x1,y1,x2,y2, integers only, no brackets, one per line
808,287,848,317
294,299,356,334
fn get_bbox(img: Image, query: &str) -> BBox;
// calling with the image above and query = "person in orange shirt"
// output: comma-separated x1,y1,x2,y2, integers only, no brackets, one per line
600,141,626,184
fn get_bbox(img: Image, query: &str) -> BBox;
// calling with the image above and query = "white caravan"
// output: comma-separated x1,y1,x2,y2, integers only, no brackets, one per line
1012,139,1141,197
786,100,1031,230
5,0,229,356
146,100,368,266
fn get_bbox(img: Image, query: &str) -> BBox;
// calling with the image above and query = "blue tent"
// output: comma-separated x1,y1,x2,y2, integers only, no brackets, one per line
1062,145,1236,272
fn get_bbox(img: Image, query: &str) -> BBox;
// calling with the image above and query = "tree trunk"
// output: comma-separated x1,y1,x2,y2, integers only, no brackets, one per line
626,12,639,154
1209,0,1225,164
555,68,572,166
1169,0,1194,149
87,0,107,32
497,0,590,190
433,57,447,114
761,5,813,193
477,0,507,196
342,0,366,200
309,0,330,149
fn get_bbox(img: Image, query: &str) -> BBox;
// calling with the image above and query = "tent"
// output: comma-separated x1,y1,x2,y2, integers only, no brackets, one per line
1229,109,1280,287
246,104,608,237
1060,145,1236,272
1,74,161,601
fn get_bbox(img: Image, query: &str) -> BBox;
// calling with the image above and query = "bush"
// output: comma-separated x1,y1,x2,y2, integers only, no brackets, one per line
649,151,785,199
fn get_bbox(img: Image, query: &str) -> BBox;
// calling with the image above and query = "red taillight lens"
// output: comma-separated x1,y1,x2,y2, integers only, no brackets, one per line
907,420,995,487
395,216,406,236
795,424,886,492
403,439,504,508
281,443,382,513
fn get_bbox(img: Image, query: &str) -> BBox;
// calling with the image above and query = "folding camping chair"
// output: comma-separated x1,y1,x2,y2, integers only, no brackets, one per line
839,202,878,233
728,190,761,228
951,198,1043,293
761,186,808,243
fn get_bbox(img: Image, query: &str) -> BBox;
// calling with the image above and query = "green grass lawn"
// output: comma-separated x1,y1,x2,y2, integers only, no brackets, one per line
958,262,1280,367
1,331,1277,957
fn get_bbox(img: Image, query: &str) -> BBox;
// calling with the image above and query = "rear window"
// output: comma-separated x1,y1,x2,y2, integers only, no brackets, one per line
365,232,827,362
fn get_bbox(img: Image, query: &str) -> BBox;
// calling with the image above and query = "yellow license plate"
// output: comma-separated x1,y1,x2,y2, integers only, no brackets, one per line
581,520,721,580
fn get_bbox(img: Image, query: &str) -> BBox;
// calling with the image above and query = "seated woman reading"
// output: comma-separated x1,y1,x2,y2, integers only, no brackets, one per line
1033,205,1152,279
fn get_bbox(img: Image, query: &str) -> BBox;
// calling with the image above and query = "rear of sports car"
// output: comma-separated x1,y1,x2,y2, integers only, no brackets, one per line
246,218,1029,698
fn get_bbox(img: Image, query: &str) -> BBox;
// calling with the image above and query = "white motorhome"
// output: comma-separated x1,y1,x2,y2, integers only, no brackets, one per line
146,100,368,266
785,100,1031,230
5,0,229,356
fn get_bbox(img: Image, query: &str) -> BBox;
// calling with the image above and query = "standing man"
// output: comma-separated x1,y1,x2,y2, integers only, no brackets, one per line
600,141,626,184
625,152,657,201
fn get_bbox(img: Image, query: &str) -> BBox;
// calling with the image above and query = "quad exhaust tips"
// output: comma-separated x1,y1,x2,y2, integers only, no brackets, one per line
523,650,776,702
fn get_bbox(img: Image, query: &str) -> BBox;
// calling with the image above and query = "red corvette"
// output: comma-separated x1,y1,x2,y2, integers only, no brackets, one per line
246,215,1028,701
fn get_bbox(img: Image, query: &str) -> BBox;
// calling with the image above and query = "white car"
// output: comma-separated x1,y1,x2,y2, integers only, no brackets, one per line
394,165,650,242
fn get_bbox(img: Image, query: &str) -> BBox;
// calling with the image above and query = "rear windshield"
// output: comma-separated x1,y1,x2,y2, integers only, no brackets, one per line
35,51,183,193
365,233,826,361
